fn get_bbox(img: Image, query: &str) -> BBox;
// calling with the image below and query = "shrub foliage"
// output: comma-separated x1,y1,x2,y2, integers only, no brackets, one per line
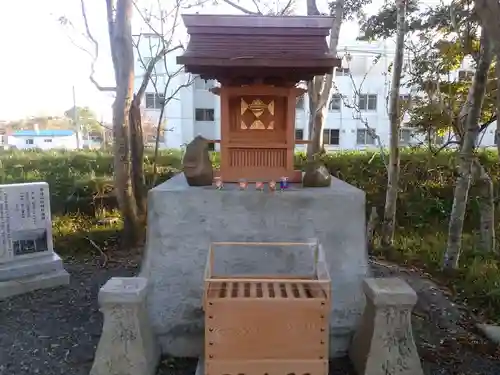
1,148,499,319
1,148,497,227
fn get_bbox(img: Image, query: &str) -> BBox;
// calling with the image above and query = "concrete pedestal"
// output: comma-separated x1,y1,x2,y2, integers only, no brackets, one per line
90,277,160,375
349,278,423,375
0,252,70,300
141,173,370,358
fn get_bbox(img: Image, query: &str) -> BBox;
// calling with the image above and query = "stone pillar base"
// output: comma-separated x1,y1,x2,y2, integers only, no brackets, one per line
90,277,159,375
0,253,69,300
349,277,424,375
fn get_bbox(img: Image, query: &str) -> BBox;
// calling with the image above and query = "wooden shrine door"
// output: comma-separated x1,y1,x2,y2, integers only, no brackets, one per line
221,93,290,182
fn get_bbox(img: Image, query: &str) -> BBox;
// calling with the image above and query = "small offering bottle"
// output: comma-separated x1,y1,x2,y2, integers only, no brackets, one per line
279,177,289,190
239,179,248,190
214,177,223,190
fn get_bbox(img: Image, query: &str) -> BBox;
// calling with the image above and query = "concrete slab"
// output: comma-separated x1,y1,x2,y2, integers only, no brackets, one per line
0,268,70,300
477,324,500,344
141,173,370,358
0,253,64,281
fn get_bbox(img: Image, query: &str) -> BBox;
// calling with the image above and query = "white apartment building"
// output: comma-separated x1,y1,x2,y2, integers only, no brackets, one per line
134,36,497,151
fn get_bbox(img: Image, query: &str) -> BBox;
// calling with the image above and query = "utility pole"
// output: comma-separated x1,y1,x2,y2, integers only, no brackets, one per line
73,85,81,149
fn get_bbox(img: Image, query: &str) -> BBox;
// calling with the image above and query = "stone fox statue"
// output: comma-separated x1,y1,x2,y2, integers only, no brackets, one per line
182,135,214,186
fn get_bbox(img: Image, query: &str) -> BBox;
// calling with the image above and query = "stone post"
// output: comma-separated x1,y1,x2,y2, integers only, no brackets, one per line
90,277,159,375
349,277,424,375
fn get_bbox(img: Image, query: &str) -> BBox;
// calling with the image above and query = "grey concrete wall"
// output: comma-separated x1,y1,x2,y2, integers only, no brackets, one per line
141,173,370,358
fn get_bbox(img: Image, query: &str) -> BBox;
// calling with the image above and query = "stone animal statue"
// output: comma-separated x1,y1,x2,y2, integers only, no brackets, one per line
302,160,332,187
182,135,214,186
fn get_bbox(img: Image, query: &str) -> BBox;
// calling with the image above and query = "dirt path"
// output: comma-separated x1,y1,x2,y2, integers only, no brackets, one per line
0,254,498,375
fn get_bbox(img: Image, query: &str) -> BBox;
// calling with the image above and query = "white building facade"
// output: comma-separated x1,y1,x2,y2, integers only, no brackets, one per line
134,37,497,151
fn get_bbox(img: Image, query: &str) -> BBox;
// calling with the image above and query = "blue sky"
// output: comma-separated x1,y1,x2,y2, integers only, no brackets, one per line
0,0,378,122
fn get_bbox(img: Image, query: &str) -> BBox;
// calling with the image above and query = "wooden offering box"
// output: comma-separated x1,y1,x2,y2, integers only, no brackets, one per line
204,241,331,375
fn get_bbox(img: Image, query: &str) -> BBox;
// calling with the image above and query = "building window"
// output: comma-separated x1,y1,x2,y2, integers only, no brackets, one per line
26,139,34,145
399,128,412,144
194,76,216,90
323,129,340,145
335,68,350,76
399,94,412,109
44,139,52,143
329,94,342,111
296,95,305,109
146,134,157,143
195,108,215,121
295,129,304,140
356,129,376,145
145,93,165,109
458,70,474,81
207,142,215,151
358,94,377,111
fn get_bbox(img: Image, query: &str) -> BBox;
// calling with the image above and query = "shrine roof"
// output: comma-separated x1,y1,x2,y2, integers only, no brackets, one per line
177,14,341,81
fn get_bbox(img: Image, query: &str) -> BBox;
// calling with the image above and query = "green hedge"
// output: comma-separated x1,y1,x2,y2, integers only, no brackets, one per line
1,148,498,230
2,148,500,318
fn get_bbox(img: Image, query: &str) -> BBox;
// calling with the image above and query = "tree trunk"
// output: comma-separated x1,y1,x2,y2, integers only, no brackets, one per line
366,206,379,252
443,31,492,269
471,159,495,252
306,0,344,161
129,99,147,220
496,63,500,157
111,0,141,247
152,104,167,187
381,0,407,247
307,105,326,159
475,0,500,58
475,0,500,255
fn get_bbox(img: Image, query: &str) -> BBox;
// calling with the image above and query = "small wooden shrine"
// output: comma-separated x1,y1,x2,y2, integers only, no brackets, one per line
177,14,341,183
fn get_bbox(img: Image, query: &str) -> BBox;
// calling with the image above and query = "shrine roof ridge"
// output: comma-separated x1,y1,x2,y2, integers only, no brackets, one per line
181,14,334,30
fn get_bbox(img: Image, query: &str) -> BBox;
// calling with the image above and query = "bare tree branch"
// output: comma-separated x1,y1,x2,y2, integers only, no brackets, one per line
335,53,389,170
251,0,263,14
278,0,295,15
105,0,119,79
222,0,261,14
132,0,186,102
129,0,195,184
80,0,116,91
307,0,321,15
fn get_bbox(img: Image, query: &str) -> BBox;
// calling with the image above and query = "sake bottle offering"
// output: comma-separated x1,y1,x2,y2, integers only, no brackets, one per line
279,177,289,190
239,179,248,190
214,177,223,190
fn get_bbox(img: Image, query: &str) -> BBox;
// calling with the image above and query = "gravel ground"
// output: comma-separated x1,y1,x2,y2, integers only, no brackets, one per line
0,253,499,375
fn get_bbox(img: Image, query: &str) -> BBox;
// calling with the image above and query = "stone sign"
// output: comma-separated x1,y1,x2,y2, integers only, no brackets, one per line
0,182,53,262
0,182,69,299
